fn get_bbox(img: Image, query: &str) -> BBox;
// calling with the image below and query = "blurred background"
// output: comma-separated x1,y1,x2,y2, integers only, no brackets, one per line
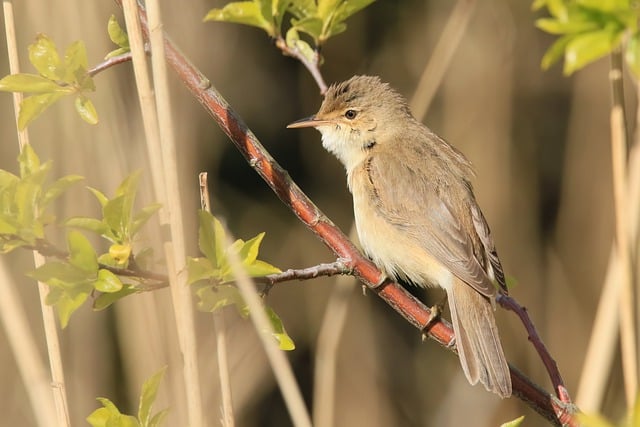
0,0,636,426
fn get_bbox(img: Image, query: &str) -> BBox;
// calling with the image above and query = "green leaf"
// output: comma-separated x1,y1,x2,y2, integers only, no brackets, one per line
535,17,599,35
245,259,281,277
88,186,109,207
52,284,92,328
333,0,375,26
104,195,128,240
41,174,83,208
626,31,640,78
108,15,130,50
93,284,137,310
289,0,317,18
62,40,88,82
577,0,630,13
197,210,226,267
500,416,525,427
541,34,573,69
66,217,111,236
130,203,162,236
29,260,91,283
68,230,98,273
186,257,217,285
238,232,264,265
148,409,169,427
285,28,317,64
115,170,141,198
94,269,123,293
138,366,167,425
105,48,130,60
564,27,624,75
545,0,569,20
203,2,275,36
75,95,99,125
575,413,616,427
18,91,67,129
87,407,111,427
28,33,61,80
265,306,295,350
289,16,323,42
196,284,247,315
0,216,18,234
17,143,43,179
0,73,63,93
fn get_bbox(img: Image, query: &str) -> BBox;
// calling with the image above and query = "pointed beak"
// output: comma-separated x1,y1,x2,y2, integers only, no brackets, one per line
287,115,332,129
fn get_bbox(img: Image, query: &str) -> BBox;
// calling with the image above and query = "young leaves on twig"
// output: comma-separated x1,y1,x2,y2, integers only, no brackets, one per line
65,171,161,269
106,15,131,59
87,366,169,427
0,144,83,253
534,0,640,76
29,230,124,328
187,210,294,350
204,0,374,68
0,34,98,128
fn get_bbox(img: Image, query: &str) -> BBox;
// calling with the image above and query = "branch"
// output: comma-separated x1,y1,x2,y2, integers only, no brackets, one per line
88,51,133,77
497,294,573,406
118,1,578,424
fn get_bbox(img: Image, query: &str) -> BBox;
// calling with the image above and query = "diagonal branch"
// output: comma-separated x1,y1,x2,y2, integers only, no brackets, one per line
115,1,578,425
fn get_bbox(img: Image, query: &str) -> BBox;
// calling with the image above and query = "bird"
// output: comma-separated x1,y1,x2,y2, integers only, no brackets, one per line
287,75,512,398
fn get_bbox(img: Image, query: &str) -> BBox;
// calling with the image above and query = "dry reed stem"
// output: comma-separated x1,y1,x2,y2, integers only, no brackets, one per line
2,2,69,425
199,172,235,427
122,0,203,424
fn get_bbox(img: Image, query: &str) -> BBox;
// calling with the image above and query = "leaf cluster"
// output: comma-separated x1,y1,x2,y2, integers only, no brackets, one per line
0,34,97,128
204,0,374,64
0,144,82,253
187,210,294,350
27,170,160,327
534,0,640,76
87,366,168,427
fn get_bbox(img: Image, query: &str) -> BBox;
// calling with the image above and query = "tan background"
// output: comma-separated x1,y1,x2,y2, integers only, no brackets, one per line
0,0,633,426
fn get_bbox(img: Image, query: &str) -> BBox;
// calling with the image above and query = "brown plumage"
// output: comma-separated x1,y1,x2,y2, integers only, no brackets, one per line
288,75,511,398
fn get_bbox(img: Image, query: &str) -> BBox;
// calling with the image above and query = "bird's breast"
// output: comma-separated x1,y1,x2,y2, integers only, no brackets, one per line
348,163,454,291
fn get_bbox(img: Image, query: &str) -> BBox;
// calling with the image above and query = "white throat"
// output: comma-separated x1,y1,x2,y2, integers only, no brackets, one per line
317,125,370,174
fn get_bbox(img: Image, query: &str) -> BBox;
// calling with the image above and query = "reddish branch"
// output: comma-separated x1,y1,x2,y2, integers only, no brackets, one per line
113,1,578,425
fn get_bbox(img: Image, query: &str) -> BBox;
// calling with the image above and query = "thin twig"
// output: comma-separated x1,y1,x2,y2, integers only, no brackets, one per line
88,51,133,77
497,294,572,407
199,173,235,427
2,2,69,425
275,37,327,94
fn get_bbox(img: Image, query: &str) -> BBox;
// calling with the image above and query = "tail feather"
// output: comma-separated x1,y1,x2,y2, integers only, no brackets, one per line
448,278,511,398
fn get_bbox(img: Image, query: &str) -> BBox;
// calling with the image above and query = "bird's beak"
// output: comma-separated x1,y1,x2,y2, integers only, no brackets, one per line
287,115,332,129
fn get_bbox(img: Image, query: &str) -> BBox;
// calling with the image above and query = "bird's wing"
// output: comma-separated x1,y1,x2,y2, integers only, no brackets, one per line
365,149,498,297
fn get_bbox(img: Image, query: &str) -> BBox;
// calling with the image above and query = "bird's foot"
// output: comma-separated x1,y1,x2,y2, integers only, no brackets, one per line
421,296,448,341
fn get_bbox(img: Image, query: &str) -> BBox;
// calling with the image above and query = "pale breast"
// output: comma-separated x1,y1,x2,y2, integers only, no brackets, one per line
348,164,455,292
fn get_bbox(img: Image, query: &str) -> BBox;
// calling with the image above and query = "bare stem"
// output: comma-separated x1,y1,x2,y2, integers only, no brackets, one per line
275,37,327,94
88,51,133,77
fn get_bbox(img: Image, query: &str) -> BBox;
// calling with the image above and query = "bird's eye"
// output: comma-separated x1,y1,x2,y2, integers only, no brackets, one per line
344,109,357,120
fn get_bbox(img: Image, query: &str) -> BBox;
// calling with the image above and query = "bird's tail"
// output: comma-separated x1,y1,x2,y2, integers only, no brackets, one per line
448,278,512,398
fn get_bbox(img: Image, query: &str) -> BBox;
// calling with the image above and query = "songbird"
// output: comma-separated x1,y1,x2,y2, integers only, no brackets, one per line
288,75,511,397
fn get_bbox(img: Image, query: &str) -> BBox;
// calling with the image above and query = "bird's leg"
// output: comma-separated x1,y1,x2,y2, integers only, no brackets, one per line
421,295,449,341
